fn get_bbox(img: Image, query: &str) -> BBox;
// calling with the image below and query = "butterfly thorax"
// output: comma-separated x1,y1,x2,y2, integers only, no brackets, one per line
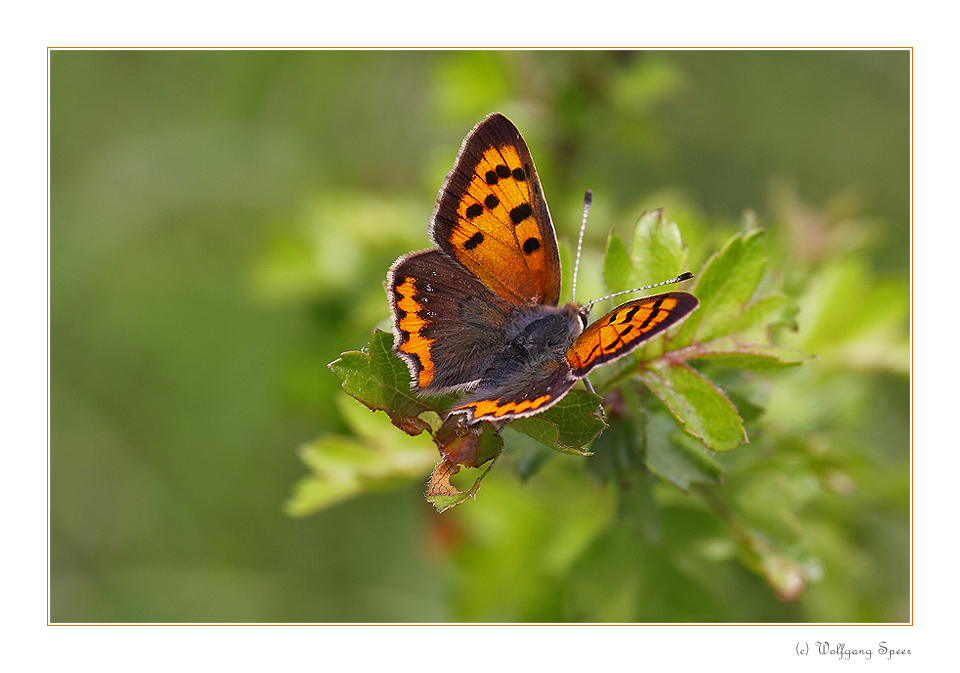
475,304,582,385
505,304,582,354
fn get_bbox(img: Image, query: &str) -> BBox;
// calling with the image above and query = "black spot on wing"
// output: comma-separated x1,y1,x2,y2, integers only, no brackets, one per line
463,232,484,250
510,203,533,224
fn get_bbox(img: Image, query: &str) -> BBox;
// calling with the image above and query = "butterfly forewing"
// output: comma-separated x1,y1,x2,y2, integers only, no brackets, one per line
566,292,700,377
430,113,561,307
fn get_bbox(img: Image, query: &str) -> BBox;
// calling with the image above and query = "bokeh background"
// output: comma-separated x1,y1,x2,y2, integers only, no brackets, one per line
50,50,909,622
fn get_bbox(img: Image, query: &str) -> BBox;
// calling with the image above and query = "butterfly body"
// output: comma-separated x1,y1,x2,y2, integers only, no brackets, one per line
388,113,699,424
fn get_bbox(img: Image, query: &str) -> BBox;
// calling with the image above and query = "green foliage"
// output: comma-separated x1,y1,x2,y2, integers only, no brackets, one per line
604,210,688,291
638,363,746,454
302,205,862,607
286,395,438,516
300,173,907,620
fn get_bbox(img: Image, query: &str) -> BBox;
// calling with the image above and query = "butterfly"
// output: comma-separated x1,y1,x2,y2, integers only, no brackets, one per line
387,113,699,424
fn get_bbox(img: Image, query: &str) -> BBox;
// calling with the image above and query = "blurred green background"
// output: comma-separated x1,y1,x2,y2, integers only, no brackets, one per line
50,50,909,622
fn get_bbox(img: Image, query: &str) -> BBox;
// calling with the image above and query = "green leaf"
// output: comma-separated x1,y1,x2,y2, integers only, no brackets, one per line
791,257,908,373
735,526,807,602
694,346,817,370
604,210,690,293
285,427,436,517
722,390,766,425
673,229,768,347
328,329,447,432
638,362,747,452
615,471,663,543
510,388,606,455
601,228,632,295
507,428,559,482
729,292,799,334
587,411,645,484
585,387,667,540
631,210,690,287
538,389,608,447
645,412,723,491
587,384,646,484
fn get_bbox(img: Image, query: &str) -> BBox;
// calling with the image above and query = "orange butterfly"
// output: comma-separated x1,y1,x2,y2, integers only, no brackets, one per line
388,113,699,424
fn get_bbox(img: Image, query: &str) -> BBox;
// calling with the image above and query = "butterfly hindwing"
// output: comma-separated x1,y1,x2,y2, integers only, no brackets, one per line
430,113,561,308
388,249,512,394
566,292,700,377
452,358,577,422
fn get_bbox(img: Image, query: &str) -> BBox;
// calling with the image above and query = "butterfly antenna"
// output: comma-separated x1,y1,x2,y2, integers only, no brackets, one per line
582,271,695,312
571,189,592,302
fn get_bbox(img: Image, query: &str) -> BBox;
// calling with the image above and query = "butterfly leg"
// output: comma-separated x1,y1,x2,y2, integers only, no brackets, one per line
581,376,608,422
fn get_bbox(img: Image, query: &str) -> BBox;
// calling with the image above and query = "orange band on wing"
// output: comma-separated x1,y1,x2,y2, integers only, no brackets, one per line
395,276,435,388
456,394,552,420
